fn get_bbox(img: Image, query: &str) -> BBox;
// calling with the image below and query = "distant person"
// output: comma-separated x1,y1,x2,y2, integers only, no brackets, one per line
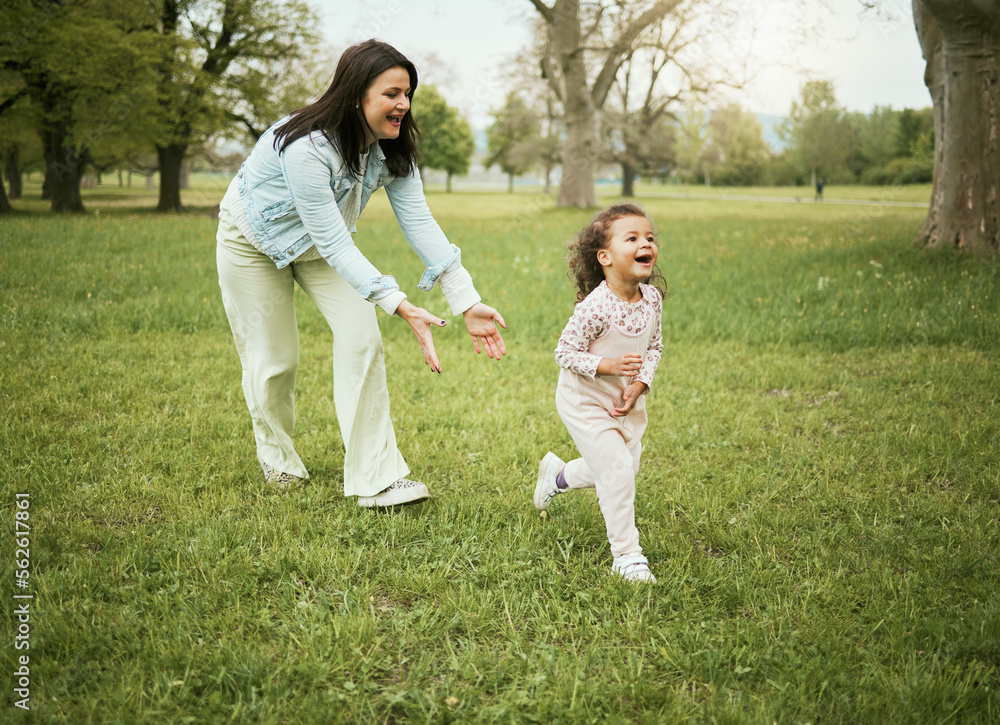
533,203,666,583
216,40,507,506
815,178,824,201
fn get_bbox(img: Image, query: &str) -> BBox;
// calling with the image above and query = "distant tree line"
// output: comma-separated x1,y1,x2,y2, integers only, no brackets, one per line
486,78,934,192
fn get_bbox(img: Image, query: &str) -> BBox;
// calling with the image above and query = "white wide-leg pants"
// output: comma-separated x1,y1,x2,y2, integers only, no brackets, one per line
216,211,409,497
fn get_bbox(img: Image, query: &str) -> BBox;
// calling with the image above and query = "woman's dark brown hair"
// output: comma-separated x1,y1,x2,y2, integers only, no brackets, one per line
273,39,420,178
567,203,668,303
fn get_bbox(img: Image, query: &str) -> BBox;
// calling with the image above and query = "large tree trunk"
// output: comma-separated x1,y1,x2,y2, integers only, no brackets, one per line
545,0,598,208
914,0,1000,253
0,172,12,214
621,161,636,197
156,143,187,212
41,124,87,213
533,0,681,208
559,106,599,207
4,147,22,200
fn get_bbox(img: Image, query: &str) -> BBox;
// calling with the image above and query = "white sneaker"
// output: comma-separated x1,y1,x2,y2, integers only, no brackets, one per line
357,478,430,508
612,554,656,583
534,452,566,510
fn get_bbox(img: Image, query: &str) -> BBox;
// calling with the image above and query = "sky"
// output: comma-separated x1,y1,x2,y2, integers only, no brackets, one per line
317,0,931,127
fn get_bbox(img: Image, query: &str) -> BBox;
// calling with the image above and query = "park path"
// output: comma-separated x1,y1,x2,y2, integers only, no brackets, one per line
649,191,929,208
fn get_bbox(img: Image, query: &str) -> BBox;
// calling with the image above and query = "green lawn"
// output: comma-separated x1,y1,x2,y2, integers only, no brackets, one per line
1,183,998,723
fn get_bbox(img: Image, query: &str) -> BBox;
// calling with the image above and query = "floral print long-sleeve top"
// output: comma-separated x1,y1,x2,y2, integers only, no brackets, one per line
555,281,663,390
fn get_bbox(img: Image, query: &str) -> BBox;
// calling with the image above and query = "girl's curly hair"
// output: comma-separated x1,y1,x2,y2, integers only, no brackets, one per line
566,203,668,303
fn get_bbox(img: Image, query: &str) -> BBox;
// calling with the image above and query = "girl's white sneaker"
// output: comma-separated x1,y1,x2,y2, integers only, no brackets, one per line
612,554,656,583
534,452,566,510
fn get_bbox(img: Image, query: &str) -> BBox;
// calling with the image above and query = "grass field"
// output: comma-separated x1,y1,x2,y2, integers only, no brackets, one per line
1,180,998,724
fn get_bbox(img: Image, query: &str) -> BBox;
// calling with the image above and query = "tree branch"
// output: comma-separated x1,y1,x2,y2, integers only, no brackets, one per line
591,0,684,108
526,0,555,25
540,55,566,104
202,0,238,77
225,109,264,140
580,2,606,47
0,88,28,119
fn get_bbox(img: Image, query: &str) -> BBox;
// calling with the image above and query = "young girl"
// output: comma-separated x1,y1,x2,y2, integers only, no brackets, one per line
534,203,666,583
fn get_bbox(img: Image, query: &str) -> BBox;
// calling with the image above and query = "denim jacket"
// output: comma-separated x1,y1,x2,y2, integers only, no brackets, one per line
221,116,479,315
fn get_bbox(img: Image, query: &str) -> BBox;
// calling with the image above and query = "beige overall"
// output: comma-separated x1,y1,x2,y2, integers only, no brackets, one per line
555,318,652,559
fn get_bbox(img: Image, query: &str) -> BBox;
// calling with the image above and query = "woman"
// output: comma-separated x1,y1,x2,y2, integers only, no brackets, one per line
216,40,506,507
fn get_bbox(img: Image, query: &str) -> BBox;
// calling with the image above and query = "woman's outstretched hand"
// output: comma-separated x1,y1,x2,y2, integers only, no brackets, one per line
463,302,507,359
395,300,446,373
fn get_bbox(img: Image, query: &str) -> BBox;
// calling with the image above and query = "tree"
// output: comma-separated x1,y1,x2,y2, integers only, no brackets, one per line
412,84,475,193
895,107,933,159
0,74,33,205
703,104,770,186
493,27,565,193
910,0,998,253
780,80,849,187
219,44,330,143
149,0,318,211
863,0,998,250
2,125,43,202
602,44,678,196
528,0,684,207
601,0,744,195
534,93,564,194
486,92,541,193
603,107,676,193
0,168,9,213
1,0,152,212
0,90,15,212
842,106,898,180
671,109,708,183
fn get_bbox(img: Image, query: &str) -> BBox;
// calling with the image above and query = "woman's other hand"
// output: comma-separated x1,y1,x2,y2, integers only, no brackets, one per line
463,303,507,359
395,300,446,373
